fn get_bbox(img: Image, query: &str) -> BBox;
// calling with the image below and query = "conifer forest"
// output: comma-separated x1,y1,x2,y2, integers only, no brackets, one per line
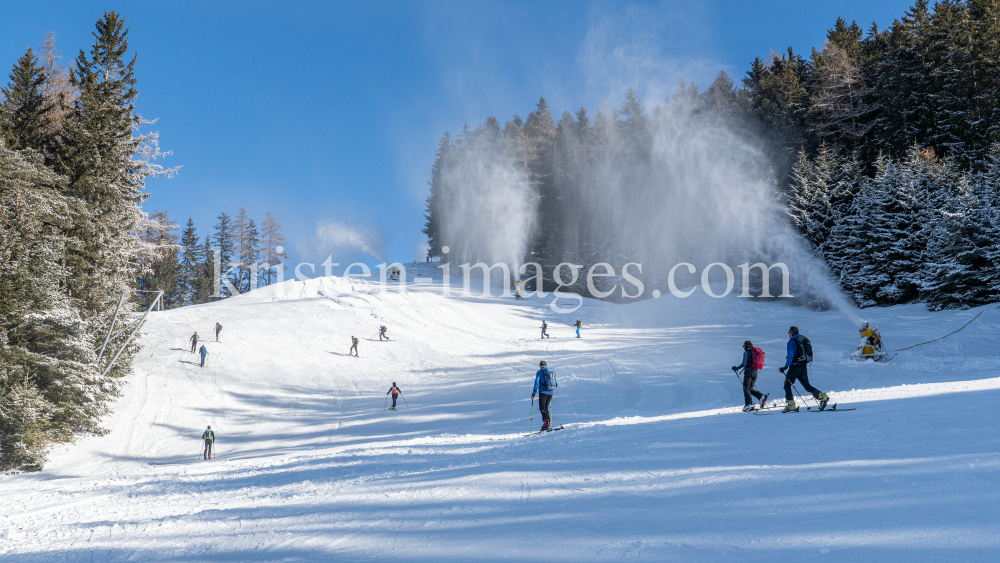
424,0,1000,309
0,13,287,470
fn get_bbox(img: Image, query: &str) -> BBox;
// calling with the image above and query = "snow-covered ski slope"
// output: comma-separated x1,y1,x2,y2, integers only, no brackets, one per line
4,263,1000,562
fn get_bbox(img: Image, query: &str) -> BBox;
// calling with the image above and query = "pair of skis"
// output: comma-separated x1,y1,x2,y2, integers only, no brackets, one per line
522,425,564,437
752,403,855,415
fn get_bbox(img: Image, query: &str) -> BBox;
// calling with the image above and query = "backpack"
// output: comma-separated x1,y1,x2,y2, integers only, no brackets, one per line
749,347,765,370
542,369,558,391
795,335,813,364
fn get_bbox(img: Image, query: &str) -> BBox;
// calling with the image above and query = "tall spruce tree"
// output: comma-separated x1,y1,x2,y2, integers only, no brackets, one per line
213,212,236,297
0,48,52,153
177,218,201,305
59,13,146,322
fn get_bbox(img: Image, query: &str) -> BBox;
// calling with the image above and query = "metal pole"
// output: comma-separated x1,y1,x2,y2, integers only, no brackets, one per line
96,291,127,363
101,291,162,377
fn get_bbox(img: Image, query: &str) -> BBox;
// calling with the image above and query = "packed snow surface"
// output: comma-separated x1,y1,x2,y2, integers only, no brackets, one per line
3,264,999,561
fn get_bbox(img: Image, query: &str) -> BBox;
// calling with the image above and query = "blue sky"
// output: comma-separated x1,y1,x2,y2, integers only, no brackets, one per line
3,0,913,274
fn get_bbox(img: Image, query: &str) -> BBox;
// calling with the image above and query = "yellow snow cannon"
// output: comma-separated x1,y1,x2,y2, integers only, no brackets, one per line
851,321,889,362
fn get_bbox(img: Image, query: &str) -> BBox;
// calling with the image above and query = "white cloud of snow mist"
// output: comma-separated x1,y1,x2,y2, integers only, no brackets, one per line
555,4,864,322
315,221,387,264
438,137,538,277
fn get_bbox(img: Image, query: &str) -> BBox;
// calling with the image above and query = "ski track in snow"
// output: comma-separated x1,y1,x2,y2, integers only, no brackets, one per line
2,267,999,562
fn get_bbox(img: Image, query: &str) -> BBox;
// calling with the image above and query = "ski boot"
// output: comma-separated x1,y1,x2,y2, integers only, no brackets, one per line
540,419,551,431
818,392,830,410
742,404,755,412
782,399,797,413
760,393,769,409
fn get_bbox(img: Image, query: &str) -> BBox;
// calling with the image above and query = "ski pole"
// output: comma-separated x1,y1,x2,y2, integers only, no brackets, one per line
529,396,534,434
402,395,409,408
792,383,816,409
384,394,388,411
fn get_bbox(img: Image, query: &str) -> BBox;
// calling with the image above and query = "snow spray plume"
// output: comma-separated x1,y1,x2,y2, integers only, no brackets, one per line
566,93,861,319
436,125,537,276
316,221,386,264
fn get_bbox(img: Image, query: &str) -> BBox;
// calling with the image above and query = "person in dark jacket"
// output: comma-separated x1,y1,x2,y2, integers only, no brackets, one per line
387,383,401,409
780,326,829,412
733,340,767,411
349,336,359,357
531,360,558,430
190,332,199,353
215,322,222,341
541,320,550,339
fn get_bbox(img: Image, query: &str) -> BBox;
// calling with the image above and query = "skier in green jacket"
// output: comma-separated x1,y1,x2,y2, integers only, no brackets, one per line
202,426,215,460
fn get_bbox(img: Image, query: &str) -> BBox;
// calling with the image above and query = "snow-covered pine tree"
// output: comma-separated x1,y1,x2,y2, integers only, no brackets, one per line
55,12,163,387
212,212,236,297
259,211,288,286
0,140,104,471
177,218,202,305
0,47,52,152
834,152,927,306
920,172,997,309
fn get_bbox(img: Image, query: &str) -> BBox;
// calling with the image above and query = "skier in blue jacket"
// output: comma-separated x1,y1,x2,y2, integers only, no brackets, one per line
780,326,829,412
531,360,558,430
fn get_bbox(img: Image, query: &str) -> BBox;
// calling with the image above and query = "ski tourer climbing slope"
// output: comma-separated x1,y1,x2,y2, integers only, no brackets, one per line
780,326,829,412
199,345,208,368
349,336,359,357
215,322,222,341
202,426,215,460
733,340,767,411
531,360,558,431
189,332,199,353
386,383,401,409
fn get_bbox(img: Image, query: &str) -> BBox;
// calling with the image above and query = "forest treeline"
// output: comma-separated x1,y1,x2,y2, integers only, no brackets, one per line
0,13,286,471
423,0,1000,308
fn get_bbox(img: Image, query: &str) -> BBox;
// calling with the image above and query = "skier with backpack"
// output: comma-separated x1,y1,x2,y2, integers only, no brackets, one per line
541,320,550,339
780,326,829,412
199,344,209,368
349,336,359,357
202,426,215,460
379,325,389,341
732,340,768,411
530,360,558,431
189,332,199,353
386,382,402,409
215,322,222,341
574,319,582,338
